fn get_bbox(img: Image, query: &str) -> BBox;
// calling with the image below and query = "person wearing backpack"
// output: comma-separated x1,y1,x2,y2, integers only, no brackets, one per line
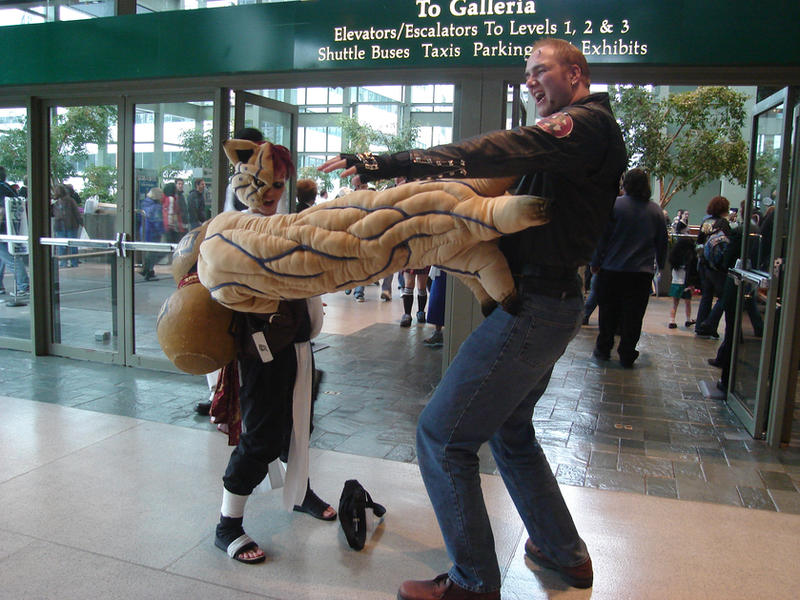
693,196,731,336
0,166,30,300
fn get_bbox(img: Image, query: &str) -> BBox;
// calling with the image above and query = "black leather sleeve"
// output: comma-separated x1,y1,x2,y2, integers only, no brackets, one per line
342,104,609,183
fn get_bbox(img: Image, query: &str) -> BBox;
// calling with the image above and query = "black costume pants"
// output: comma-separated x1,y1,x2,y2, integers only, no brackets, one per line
223,347,297,496
595,269,653,362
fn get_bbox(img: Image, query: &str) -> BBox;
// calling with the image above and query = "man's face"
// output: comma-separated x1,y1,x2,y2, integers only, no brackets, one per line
254,168,286,216
525,45,579,117
176,179,184,192
196,180,206,192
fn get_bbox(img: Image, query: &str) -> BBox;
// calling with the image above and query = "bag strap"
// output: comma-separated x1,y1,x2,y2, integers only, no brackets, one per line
364,490,386,517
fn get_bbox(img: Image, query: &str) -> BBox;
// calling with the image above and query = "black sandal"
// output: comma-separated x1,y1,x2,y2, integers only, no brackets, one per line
215,516,266,564
293,487,337,521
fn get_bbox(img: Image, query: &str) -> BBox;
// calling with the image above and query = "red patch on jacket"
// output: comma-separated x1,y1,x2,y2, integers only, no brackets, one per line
536,112,573,138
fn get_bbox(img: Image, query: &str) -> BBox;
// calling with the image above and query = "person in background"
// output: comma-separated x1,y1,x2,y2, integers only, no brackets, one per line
667,236,698,329
65,183,81,207
693,195,730,337
672,209,689,234
423,268,446,346
174,178,188,232
399,266,430,327
139,186,165,281
0,166,30,300
186,178,208,230
51,183,83,268
162,181,184,244
295,178,317,213
592,168,668,367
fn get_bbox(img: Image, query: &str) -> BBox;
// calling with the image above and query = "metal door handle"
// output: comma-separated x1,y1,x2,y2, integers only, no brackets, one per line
729,267,770,289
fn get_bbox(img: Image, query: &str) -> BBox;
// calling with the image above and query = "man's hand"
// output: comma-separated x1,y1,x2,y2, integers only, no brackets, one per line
318,155,362,186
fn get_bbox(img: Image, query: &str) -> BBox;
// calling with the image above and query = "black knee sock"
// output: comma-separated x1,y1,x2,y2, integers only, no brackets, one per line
403,294,414,315
417,293,427,313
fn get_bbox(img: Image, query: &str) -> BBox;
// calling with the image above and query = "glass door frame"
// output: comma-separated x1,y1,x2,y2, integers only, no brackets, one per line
232,90,298,212
727,87,799,439
766,98,800,446
38,94,125,364
37,91,224,369
121,91,219,370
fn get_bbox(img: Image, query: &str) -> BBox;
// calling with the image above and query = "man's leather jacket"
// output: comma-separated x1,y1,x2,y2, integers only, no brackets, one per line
353,92,627,273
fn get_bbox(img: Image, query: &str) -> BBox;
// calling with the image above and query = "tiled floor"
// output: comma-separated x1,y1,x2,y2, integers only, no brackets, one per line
1,290,799,515
3,289,800,599
2,395,800,599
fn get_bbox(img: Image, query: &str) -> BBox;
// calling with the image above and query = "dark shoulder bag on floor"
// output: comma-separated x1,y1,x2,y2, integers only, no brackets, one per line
338,479,386,551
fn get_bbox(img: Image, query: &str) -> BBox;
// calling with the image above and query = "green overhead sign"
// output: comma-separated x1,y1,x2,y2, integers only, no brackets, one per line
1,0,799,86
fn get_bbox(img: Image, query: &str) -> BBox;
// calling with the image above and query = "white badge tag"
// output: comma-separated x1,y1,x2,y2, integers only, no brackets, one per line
251,331,274,363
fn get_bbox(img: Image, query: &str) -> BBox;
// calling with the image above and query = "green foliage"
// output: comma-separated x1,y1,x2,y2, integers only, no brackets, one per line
611,85,749,207
180,128,213,171
50,105,117,186
82,165,118,203
753,146,780,202
0,124,27,182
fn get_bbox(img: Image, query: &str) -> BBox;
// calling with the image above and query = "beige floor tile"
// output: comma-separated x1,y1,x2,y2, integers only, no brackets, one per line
0,395,142,483
168,449,524,600
0,415,232,569
4,399,800,600
0,539,266,599
501,486,800,599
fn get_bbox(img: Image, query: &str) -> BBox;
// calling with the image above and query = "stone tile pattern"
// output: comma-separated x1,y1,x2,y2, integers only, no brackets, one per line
2,319,799,514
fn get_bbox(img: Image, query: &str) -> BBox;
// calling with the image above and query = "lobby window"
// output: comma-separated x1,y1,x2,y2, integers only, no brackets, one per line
0,0,114,26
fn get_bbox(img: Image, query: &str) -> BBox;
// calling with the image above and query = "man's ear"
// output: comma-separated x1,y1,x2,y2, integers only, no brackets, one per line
223,139,260,165
568,64,583,86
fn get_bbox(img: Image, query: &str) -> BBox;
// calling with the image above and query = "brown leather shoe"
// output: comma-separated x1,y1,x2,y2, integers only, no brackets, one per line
397,573,500,600
524,539,593,588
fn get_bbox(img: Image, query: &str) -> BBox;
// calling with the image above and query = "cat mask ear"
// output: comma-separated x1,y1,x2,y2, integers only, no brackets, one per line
223,139,261,166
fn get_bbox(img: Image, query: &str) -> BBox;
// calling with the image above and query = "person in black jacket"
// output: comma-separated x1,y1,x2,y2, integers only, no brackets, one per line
694,195,731,336
591,169,668,367
186,178,208,230
322,38,626,599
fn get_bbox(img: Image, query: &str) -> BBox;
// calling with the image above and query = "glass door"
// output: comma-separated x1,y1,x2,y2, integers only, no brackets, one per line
125,98,215,366
41,102,122,360
727,88,798,437
0,104,32,344
233,91,298,213
39,96,217,369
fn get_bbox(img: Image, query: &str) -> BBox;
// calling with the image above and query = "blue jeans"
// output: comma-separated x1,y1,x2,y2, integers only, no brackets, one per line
416,291,588,593
54,228,80,267
0,243,29,293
